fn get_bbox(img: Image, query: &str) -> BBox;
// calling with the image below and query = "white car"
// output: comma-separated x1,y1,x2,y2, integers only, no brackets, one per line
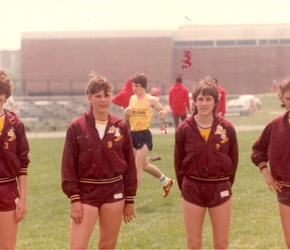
238,95,262,110
226,95,262,116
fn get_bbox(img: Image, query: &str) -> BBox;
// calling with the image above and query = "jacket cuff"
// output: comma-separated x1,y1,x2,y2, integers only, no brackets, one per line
19,167,28,176
125,196,135,204
70,194,81,204
258,162,268,171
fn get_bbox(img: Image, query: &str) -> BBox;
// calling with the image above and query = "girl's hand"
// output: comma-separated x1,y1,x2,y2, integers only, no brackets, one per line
15,197,27,222
261,168,283,192
123,203,135,224
71,202,84,224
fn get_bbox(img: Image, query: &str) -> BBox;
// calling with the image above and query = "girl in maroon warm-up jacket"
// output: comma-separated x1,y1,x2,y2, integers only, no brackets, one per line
0,68,30,249
251,76,290,249
174,77,238,249
61,72,137,249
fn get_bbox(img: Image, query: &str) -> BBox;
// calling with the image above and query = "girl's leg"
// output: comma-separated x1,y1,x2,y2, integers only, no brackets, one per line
69,204,99,249
208,198,232,249
182,198,206,249
98,200,125,249
0,210,18,249
278,202,290,248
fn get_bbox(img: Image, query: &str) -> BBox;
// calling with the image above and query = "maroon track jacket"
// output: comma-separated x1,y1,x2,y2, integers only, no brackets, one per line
0,110,30,178
251,112,290,183
174,115,238,190
61,110,137,204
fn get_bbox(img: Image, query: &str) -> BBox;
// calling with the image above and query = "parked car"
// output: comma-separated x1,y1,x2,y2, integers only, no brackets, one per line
226,95,262,116
238,95,262,110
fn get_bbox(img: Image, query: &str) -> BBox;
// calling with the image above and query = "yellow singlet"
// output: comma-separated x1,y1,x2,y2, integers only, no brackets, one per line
198,125,211,142
129,94,153,131
0,114,5,136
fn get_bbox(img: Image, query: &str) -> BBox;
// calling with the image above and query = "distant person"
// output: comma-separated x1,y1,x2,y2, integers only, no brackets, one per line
112,77,134,109
61,72,137,249
150,86,161,100
0,68,30,249
124,72,174,197
212,77,226,117
3,95,17,114
251,76,290,249
174,77,238,249
168,76,191,130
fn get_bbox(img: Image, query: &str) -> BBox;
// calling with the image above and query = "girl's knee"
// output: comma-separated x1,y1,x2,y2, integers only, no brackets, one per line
187,237,202,249
98,240,117,249
213,238,229,249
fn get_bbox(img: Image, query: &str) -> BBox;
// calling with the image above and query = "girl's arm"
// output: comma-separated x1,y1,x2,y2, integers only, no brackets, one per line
15,175,27,222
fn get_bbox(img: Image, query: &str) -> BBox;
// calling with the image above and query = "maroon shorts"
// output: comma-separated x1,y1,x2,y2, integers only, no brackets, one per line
0,182,19,211
278,186,290,206
182,176,232,208
79,179,125,207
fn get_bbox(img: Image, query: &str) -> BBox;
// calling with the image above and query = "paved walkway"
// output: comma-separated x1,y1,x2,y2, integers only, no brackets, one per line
27,125,265,139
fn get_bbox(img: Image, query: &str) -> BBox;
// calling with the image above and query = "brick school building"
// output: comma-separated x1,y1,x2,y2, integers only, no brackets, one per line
20,23,290,96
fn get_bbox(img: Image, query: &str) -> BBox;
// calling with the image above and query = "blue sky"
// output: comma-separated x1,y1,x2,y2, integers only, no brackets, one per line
1,0,290,50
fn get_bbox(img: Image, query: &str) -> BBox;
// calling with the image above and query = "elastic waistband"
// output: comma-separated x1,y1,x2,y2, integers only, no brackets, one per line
189,176,229,182
131,129,149,133
0,177,16,185
78,175,123,184
279,181,290,187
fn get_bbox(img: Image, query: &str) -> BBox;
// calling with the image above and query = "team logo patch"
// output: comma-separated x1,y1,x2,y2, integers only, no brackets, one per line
215,125,228,144
8,127,16,141
108,125,123,141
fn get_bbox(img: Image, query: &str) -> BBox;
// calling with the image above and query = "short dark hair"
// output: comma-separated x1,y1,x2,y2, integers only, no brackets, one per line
86,71,112,97
131,72,147,89
212,77,218,86
176,76,182,83
191,77,219,115
278,76,290,108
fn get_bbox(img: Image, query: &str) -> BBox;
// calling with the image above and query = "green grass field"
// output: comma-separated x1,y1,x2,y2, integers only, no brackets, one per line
16,93,287,249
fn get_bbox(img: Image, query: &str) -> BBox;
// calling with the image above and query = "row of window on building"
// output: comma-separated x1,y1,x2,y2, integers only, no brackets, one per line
174,38,290,47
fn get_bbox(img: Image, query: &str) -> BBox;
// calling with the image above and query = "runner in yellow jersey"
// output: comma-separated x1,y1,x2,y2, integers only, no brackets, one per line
124,72,174,197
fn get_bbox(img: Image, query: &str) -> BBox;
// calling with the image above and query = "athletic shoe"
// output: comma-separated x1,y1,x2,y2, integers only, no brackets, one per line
163,178,174,198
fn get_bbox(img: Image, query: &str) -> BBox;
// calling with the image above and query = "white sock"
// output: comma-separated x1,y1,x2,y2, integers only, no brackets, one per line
159,174,169,186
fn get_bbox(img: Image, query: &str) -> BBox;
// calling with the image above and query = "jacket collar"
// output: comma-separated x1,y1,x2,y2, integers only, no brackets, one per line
84,109,123,126
4,110,17,126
